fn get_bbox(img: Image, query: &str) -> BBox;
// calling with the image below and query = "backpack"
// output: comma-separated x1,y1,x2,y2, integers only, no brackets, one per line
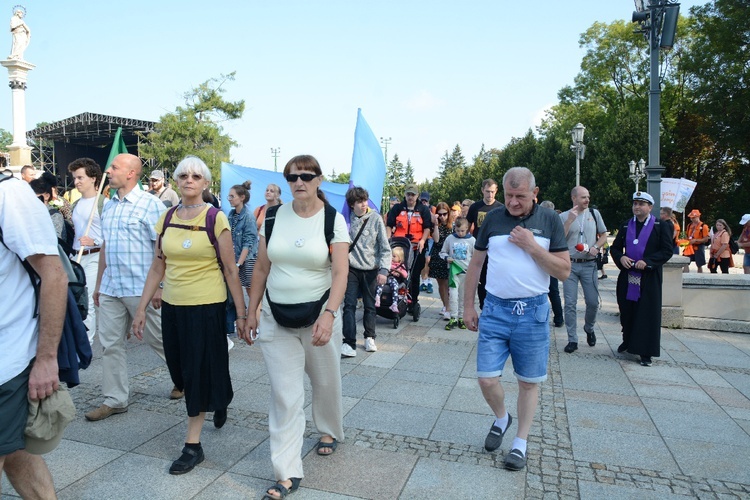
0,175,88,321
48,206,75,255
729,238,740,255
264,203,336,258
157,205,224,271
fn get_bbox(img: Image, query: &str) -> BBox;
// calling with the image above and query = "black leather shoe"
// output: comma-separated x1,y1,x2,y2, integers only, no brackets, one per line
214,408,227,429
484,414,512,452
169,445,204,475
617,342,628,353
640,356,652,366
564,342,578,353
585,327,596,347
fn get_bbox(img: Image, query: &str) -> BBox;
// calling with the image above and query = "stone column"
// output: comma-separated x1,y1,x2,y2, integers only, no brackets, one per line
0,58,34,167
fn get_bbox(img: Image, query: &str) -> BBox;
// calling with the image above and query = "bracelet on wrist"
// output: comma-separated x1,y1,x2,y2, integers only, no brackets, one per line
237,315,247,320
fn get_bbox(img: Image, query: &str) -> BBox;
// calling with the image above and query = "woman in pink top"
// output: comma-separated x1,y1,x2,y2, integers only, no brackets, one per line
709,219,732,274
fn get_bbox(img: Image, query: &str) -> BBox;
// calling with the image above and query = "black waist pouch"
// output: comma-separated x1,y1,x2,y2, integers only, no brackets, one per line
265,289,330,329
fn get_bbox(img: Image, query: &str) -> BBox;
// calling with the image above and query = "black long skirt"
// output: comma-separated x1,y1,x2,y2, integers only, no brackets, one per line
162,301,233,417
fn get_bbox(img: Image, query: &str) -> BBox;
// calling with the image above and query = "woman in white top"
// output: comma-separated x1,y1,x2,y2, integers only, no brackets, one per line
243,155,348,500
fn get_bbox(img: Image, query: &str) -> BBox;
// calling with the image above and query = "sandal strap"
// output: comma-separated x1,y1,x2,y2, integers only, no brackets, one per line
181,446,201,458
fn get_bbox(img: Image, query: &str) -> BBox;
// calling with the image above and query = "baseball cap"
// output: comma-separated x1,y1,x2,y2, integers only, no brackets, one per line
149,170,165,180
632,191,654,205
740,214,750,225
420,191,430,202
688,209,701,218
24,387,76,455
405,183,419,195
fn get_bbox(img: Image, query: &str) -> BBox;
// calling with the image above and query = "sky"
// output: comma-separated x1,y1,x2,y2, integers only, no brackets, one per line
3,0,706,182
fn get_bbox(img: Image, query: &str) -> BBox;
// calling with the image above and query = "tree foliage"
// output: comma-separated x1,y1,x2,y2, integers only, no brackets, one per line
422,4,747,229
139,72,245,185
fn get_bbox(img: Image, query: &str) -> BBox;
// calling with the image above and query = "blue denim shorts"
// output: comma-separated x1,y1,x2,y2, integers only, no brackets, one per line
744,253,750,267
477,292,550,383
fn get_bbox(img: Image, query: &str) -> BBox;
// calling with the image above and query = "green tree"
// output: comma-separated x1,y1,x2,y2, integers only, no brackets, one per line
140,72,245,185
327,170,350,184
0,128,12,151
386,154,405,199
404,159,415,184
439,145,466,179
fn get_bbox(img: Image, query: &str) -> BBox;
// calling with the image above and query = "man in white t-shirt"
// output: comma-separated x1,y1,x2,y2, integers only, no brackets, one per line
0,174,68,498
68,158,106,345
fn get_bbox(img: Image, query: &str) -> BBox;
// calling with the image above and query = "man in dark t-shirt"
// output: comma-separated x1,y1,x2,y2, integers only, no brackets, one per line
466,178,503,309
463,167,570,472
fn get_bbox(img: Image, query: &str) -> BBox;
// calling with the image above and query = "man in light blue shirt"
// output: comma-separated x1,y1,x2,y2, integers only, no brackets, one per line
88,154,172,421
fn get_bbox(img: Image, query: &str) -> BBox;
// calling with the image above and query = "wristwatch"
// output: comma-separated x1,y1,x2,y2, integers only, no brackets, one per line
324,308,338,318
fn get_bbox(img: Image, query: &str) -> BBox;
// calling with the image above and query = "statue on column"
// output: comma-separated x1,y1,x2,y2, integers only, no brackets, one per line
9,6,30,60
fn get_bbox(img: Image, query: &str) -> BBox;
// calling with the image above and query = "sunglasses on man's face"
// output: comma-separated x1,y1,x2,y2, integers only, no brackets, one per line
285,173,318,183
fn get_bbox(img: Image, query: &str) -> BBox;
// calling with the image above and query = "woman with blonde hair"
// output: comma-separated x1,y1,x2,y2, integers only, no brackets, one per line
253,183,283,231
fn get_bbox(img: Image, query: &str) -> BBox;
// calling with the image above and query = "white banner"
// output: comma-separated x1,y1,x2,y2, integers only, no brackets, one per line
660,178,696,213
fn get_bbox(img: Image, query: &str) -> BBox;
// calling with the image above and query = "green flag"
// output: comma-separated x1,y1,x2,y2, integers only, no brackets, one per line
104,127,143,195
448,261,465,288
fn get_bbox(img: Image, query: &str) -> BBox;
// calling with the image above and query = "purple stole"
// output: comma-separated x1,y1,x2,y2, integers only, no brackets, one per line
625,215,655,301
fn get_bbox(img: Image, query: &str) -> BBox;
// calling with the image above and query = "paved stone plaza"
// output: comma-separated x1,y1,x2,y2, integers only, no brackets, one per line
3,268,750,499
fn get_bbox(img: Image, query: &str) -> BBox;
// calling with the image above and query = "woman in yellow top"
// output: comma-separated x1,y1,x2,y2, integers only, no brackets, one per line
132,156,246,475
242,155,349,500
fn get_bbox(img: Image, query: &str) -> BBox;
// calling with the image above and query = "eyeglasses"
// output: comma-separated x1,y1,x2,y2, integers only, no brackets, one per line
285,173,318,183
405,192,417,196
437,212,448,217
177,173,203,181
227,195,236,199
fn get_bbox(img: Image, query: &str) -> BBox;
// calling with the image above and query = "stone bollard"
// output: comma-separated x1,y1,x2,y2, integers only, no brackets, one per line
662,255,689,328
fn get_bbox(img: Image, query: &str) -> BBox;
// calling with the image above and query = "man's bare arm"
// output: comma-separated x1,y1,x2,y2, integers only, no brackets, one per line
26,253,67,400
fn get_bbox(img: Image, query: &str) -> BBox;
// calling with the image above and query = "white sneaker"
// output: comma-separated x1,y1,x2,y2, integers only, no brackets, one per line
341,343,357,357
227,337,234,352
443,311,451,321
365,338,377,352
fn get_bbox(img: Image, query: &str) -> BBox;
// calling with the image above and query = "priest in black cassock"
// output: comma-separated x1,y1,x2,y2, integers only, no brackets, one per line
610,191,674,366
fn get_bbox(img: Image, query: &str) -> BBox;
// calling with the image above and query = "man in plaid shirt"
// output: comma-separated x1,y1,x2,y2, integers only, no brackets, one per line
87,154,174,421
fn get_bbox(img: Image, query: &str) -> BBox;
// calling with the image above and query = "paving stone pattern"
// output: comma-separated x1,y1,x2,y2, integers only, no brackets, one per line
4,269,750,499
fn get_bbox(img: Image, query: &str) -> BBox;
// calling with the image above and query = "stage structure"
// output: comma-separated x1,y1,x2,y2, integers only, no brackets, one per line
26,112,156,185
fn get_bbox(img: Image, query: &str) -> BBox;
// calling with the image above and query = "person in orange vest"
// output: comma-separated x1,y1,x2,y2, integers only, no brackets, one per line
683,209,710,273
386,183,433,312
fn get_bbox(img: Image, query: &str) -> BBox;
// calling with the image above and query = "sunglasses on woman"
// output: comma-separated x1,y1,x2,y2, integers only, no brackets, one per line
285,173,318,183
177,173,203,181
437,212,448,217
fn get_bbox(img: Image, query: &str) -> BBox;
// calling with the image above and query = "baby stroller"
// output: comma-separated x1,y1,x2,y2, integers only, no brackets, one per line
375,236,420,328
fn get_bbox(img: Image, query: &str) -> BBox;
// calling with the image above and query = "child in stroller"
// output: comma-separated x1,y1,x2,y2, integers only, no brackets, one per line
375,246,407,313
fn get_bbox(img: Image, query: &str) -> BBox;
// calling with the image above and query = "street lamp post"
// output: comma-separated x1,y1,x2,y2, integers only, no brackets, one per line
270,147,281,172
569,123,585,186
629,158,646,191
379,137,391,165
632,0,680,212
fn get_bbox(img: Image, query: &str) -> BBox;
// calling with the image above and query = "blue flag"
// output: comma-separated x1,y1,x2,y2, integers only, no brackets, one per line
350,108,386,215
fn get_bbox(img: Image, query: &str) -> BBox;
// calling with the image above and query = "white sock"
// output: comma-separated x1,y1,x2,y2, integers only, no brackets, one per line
493,412,509,432
511,437,527,455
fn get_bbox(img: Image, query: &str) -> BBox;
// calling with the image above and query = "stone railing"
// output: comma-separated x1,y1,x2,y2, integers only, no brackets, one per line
662,255,750,333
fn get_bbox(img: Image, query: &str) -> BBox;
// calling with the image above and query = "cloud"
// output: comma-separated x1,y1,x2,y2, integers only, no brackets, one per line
404,90,443,111
531,103,555,128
